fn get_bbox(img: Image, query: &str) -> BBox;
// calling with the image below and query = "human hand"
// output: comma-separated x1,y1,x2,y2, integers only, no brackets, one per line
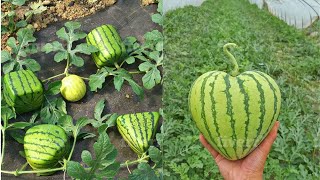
200,121,280,180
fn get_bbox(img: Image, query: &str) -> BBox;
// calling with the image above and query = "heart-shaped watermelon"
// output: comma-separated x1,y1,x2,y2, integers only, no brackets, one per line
189,43,281,160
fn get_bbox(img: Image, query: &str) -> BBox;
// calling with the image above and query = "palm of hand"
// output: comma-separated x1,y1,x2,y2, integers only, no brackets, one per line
200,121,279,180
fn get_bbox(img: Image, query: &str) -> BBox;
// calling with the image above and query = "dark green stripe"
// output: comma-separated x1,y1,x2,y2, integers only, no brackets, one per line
150,112,155,136
100,26,117,60
25,70,38,88
236,77,251,153
134,113,145,150
256,72,279,138
117,121,141,153
243,73,266,149
129,114,142,149
25,131,67,144
119,116,142,151
223,75,239,159
21,70,35,101
28,138,65,149
94,29,113,59
24,141,60,151
16,71,27,95
24,148,59,159
3,85,15,105
104,25,123,61
204,73,230,158
8,72,30,106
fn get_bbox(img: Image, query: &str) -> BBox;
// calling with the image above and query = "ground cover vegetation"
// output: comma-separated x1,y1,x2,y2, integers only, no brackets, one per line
162,0,319,179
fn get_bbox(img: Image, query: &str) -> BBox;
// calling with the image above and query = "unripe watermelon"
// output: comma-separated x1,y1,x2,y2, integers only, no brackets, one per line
60,74,86,102
24,124,70,175
116,112,160,157
189,43,281,160
86,24,127,68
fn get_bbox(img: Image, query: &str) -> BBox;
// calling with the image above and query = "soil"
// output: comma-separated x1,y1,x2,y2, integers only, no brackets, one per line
141,0,157,6
1,0,161,179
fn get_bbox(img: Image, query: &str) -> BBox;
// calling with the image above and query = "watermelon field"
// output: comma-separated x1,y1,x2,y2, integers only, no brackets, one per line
163,0,319,179
1,0,163,179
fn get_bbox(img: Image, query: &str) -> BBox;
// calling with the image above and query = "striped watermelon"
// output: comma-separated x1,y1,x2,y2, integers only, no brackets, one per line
86,24,127,68
116,112,160,157
189,43,281,160
3,70,44,114
24,124,69,175
60,74,86,102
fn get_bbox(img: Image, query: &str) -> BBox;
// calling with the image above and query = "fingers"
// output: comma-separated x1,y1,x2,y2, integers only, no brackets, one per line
258,121,280,156
199,134,219,158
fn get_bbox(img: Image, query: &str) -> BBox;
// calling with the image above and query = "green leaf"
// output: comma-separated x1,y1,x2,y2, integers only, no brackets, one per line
3,61,16,74
54,51,68,62
149,51,162,64
89,70,109,91
56,27,69,41
8,130,25,144
11,0,26,6
73,43,98,54
6,122,32,130
16,28,36,46
139,61,153,72
7,37,18,53
144,30,162,43
152,14,163,26
142,67,161,89
81,150,93,166
1,51,11,63
67,131,120,180
1,106,15,127
21,59,41,72
114,75,124,91
66,161,89,179
40,97,67,124
45,81,62,95
16,20,27,28
94,99,105,121
75,117,92,131
70,54,84,67
128,163,159,180
126,78,144,99
77,132,96,140
65,21,81,32
113,69,144,98
58,115,74,133
148,146,162,164
125,56,136,64
42,41,64,53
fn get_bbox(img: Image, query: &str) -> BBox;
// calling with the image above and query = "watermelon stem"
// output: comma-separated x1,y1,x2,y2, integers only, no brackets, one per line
42,73,65,82
120,153,149,168
223,43,239,76
67,136,77,161
0,129,5,165
114,62,121,70
1,167,65,176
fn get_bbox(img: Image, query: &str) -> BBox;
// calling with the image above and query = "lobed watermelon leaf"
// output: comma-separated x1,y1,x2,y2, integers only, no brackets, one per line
42,21,98,69
128,163,161,180
1,28,40,74
66,131,120,180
